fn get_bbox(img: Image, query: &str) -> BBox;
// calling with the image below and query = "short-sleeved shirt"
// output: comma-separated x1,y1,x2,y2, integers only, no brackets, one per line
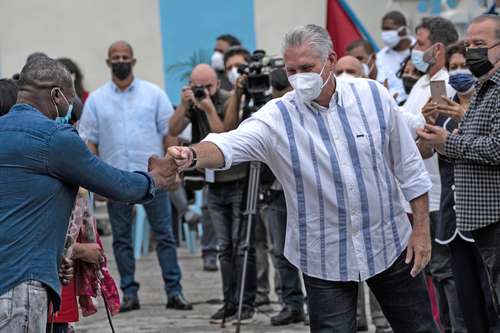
79,79,173,172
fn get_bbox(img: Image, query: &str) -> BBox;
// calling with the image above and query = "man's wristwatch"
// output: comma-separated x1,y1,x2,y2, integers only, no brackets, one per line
188,147,198,168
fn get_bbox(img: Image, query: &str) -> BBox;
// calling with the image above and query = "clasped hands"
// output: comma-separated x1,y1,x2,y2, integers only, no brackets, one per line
147,146,196,190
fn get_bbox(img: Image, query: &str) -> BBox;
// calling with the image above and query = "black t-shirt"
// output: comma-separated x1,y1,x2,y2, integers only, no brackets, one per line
186,89,230,144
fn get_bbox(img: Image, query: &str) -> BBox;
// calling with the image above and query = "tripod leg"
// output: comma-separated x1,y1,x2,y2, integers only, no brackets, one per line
235,162,262,333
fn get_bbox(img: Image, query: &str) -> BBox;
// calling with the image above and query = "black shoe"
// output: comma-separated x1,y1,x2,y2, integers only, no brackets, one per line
229,307,255,325
210,304,237,324
271,307,305,326
166,294,193,310
203,256,218,272
120,295,140,313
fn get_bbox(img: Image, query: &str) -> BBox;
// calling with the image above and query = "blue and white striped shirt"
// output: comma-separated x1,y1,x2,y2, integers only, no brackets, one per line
204,77,431,282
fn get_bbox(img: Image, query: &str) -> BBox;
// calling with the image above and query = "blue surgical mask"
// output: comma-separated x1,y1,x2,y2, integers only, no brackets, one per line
411,49,430,73
52,88,73,124
448,68,476,95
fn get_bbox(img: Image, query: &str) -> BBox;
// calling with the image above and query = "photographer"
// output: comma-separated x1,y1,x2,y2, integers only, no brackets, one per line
222,46,251,131
169,64,229,271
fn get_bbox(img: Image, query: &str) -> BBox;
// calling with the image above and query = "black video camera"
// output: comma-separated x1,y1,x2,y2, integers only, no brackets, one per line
191,85,207,100
237,50,285,98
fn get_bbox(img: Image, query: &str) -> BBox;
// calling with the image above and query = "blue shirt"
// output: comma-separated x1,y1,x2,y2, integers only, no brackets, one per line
0,104,155,309
79,79,174,172
204,77,431,281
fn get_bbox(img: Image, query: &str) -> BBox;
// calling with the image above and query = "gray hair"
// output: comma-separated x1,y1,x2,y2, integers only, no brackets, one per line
282,24,334,60
471,14,500,40
18,55,73,91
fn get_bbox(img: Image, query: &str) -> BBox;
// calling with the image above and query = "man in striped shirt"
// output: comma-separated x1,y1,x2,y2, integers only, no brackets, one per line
167,25,438,332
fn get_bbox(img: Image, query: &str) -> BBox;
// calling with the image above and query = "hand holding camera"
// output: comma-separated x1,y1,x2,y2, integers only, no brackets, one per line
181,85,194,108
191,85,216,114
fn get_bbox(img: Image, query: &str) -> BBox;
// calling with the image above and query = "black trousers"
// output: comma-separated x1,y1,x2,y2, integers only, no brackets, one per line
304,250,439,333
449,236,500,333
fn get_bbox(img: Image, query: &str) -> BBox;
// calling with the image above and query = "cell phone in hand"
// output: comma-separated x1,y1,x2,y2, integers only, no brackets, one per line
430,80,446,105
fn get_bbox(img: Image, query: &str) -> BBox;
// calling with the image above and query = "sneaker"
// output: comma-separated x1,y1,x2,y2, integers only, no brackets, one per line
229,307,255,325
270,307,305,326
203,255,218,272
210,304,237,324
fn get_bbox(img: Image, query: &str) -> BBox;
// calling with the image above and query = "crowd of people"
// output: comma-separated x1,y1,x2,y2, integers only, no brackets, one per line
0,7,499,333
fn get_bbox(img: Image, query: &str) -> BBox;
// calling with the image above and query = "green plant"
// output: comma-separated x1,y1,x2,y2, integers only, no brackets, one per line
167,49,210,81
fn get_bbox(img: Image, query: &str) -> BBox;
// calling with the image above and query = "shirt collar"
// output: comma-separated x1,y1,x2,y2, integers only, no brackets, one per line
110,78,137,93
489,69,500,86
421,68,449,87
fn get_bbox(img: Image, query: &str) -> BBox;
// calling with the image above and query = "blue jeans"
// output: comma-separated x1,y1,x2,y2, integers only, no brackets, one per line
107,190,182,298
207,182,256,308
304,250,439,333
265,191,304,311
0,280,47,333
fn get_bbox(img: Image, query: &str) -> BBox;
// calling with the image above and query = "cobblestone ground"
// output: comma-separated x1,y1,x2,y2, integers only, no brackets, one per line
76,235,376,333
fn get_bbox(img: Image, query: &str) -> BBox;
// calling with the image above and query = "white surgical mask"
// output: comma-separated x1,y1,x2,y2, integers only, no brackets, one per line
211,51,224,71
381,26,406,48
411,49,430,73
227,67,240,86
288,61,332,103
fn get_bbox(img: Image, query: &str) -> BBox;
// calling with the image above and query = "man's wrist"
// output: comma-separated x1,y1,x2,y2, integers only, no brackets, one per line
188,147,198,168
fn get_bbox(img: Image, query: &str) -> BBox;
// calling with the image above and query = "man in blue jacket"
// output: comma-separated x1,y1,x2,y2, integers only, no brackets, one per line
0,55,176,333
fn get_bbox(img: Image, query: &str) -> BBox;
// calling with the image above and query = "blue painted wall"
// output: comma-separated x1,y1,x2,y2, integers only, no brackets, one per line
158,0,256,105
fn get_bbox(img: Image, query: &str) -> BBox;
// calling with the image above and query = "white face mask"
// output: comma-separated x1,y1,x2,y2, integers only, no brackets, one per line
211,51,224,71
381,26,406,48
227,66,240,86
288,60,332,103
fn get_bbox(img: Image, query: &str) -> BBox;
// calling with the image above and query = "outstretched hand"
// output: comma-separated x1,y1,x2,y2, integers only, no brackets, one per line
148,154,179,191
166,146,194,172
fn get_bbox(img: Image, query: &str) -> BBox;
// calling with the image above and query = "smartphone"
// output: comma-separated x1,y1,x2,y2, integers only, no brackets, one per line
430,80,446,105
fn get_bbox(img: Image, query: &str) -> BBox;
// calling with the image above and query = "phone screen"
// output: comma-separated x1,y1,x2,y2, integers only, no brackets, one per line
430,80,446,105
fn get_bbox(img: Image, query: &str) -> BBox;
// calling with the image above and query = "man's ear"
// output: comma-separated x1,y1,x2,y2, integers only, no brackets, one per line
106,59,111,68
132,58,137,67
328,52,337,71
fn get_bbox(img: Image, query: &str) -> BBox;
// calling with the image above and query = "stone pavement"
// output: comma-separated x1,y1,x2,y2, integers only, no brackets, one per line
76,235,376,333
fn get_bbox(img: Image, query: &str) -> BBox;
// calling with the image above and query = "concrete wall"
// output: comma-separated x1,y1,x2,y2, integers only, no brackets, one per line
0,0,165,91
0,0,488,96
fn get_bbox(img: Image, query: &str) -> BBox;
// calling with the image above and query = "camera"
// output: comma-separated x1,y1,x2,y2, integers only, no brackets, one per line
238,50,285,97
191,85,207,100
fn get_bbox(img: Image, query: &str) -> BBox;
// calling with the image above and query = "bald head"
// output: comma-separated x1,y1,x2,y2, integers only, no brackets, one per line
335,55,363,78
190,64,219,95
108,40,134,58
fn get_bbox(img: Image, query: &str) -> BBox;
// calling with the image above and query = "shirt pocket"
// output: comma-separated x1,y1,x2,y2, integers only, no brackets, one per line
353,130,382,169
133,103,158,133
0,289,13,329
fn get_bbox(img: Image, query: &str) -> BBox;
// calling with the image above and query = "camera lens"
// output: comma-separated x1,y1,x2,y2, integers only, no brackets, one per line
192,85,206,100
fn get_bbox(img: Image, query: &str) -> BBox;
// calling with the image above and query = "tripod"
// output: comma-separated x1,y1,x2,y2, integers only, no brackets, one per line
234,161,262,333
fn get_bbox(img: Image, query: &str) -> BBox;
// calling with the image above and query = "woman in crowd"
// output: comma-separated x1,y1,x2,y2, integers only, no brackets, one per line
57,57,89,102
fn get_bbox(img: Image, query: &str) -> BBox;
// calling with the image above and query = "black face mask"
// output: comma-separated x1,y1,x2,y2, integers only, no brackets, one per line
466,44,498,78
111,62,132,80
402,76,418,95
